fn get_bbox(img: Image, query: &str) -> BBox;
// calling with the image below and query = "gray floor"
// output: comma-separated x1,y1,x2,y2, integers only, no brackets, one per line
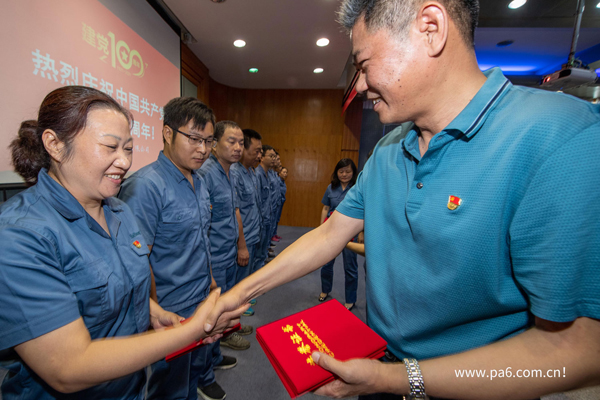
215,225,366,400
214,225,600,400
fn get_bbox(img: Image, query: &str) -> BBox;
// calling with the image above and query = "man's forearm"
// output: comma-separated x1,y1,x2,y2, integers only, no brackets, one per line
233,211,363,302
382,317,600,399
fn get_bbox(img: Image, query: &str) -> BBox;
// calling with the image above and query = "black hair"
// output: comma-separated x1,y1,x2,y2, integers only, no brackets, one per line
10,86,131,184
162,97,215,143
214,120,240,142
331,158,357,189
242,128,262,149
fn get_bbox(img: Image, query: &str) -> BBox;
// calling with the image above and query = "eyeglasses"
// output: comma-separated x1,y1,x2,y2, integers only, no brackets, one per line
169,126,214,147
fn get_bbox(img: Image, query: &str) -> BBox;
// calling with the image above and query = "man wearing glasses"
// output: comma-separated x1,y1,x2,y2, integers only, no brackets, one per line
119,97,233,400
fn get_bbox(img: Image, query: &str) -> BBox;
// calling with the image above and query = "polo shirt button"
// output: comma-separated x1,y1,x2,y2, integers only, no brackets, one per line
416,182,424,189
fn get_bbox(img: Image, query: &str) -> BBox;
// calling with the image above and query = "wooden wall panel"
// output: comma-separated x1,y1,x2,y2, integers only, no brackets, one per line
209,80,347,227
181,43,210,104
340,97,362,167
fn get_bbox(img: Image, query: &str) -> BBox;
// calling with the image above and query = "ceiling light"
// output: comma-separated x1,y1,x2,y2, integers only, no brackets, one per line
316,38,329,47
313,68,324,74
508,0,526,9
597,1,600,7
233,40,246,48
249,68,258,73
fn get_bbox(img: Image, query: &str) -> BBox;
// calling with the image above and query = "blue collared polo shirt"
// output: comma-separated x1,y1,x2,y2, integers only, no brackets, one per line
337,68,600,360
118,151,212,314
255,165,272,227
230,162,261,247
0,169,150,400
198,154,239,269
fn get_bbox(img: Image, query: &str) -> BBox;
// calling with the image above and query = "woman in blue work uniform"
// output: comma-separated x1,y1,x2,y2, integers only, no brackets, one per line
0,86,242,400
317,159,359,310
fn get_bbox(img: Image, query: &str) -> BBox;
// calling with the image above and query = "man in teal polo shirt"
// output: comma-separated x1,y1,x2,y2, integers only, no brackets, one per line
205,0,600,399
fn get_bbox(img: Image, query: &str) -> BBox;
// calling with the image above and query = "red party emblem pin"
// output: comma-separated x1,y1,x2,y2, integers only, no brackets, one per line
133,240,142,249
447,195,462,211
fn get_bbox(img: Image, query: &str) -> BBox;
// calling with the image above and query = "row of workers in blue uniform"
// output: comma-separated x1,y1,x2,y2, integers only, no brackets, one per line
0,91,284,400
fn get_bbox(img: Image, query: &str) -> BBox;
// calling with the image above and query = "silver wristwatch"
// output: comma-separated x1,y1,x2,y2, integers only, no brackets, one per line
403,358,426,400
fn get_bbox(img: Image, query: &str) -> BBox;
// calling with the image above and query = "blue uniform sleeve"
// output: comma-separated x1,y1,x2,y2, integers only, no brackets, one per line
118,175,162,246
335,171,365,220
0,225,81,349
510,121,600,323
321,185,332,206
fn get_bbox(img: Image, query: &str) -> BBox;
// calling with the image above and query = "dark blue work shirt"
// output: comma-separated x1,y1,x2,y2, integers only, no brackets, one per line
268,169,280,211
255,165,271,226
198,154,239,268
0,169,150,400
322,183,353,217
279,178,287,203
230,162,260,247
119,151,212,313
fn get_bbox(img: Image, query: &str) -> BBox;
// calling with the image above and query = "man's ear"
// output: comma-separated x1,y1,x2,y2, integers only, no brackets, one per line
163,125,173,145
41,129,66,163
417,2,448,57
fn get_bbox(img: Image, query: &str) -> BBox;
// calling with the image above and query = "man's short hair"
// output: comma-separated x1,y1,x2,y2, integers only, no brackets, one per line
337,0,479,48
242,128,262,149
214,120,240,142
262,144,274,154
163,97,215,142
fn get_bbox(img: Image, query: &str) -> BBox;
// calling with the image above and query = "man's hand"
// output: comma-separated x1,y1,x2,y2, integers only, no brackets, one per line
312,352,393,398
237,246,250,266
357,231,364,244
197,288,249,339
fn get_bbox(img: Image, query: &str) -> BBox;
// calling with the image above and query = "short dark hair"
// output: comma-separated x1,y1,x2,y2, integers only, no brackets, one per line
331,158,357,189
242,128,262,149
214,120,240,142
262,144,274,154
163,97,215,142
337,0,479,48
10,86,131,184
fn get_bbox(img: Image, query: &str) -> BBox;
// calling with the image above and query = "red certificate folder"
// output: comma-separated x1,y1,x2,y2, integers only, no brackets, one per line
166,322,241,362
256,300,387,398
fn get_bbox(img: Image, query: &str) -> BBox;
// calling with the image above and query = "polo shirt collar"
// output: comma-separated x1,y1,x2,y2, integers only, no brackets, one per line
36,168,124,221
443,67,511,139
157,151,192,184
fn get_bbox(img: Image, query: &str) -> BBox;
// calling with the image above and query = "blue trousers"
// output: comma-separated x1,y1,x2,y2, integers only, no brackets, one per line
274,201,285,236
256,223,272,271
236,242,259,284
320,247,358,304
208,261,237,376
147,304,214,400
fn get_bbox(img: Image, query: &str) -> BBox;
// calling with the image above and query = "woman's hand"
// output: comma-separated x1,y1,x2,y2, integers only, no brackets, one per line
150,309,183,331
149,299,184,331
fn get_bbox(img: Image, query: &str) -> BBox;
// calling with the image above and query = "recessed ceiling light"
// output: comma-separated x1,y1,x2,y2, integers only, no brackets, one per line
316,38,330,47
597,1,600,7
314,68,324,74
234,40,246,48
249,68,258,73
508,0,526,9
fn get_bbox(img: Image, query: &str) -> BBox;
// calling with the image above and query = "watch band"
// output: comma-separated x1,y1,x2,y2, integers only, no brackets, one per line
403,358,426,400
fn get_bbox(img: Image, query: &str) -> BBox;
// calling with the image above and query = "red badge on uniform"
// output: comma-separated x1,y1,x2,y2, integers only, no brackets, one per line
133,240,142,249
447,195,462,210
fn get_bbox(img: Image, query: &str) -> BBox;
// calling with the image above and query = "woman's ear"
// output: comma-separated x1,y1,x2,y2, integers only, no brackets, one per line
41,129,65,163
